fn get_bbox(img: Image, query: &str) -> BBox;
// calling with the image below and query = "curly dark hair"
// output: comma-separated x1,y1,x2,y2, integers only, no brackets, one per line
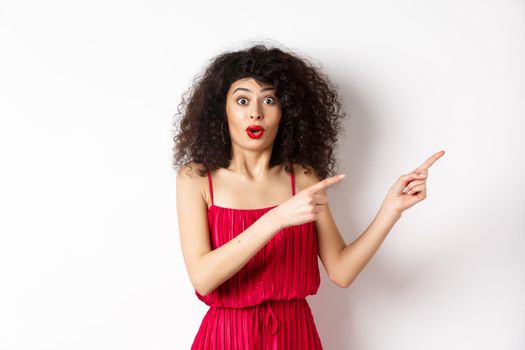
171,42,347,179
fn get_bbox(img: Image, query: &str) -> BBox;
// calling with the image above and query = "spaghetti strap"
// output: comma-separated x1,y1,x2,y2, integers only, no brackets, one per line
207,172,214,205
290,163,296,196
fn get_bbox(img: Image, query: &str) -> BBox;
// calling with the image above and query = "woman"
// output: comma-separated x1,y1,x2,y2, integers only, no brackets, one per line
173,43,444,349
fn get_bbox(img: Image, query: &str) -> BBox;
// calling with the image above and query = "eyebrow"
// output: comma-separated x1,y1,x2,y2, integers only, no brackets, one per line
232,86,275,94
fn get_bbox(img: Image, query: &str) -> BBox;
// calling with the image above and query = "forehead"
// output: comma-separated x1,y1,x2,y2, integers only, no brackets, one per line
229,78,274,93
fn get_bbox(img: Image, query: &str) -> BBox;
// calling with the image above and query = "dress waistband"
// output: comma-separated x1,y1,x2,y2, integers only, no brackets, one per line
210,298,307,345
253,301,278,343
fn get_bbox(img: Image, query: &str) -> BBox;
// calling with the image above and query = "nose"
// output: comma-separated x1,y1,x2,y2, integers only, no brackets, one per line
250,101,263,120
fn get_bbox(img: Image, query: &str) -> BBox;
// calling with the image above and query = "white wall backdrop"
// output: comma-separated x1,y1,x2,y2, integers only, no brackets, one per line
1,0,523,349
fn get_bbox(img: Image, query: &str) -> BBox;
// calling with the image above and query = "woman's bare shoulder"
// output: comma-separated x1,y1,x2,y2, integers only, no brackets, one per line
177,161,206,179
176,161,209,199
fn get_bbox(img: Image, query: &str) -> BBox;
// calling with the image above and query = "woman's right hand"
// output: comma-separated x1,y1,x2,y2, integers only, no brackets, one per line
270,174,346,230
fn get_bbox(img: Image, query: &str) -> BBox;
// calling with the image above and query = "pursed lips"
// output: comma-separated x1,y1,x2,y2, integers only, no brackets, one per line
246,125,264,132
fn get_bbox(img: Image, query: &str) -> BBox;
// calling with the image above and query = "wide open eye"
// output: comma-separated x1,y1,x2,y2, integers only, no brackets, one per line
264,97,276,104
236,97,248,105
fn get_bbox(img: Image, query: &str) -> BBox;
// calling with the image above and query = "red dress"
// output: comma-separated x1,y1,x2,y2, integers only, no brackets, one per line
191,166,323,349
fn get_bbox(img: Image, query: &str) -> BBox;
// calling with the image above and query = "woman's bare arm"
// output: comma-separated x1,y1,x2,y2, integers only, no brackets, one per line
297,167,402,288
176,164,283,296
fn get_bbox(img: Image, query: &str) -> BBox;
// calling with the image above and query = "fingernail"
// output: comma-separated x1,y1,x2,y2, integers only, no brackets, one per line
339,174,346,179
420,173,427,177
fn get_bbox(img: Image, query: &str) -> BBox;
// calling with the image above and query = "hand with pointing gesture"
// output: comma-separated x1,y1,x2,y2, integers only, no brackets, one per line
381,150,445,215
272,173,347,230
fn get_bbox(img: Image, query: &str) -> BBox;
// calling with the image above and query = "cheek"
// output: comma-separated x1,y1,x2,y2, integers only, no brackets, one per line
270,113,282,129
225,107,242,127
225,118,245,140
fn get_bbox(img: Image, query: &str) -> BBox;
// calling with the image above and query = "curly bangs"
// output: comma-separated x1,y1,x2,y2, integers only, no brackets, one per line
172,43,347,179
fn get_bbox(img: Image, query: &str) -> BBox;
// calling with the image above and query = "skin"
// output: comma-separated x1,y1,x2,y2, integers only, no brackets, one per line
204,77,288,209
176,77,445,295
225,77,282,178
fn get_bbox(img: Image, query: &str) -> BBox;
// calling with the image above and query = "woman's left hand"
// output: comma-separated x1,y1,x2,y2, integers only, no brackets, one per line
381,150,445,215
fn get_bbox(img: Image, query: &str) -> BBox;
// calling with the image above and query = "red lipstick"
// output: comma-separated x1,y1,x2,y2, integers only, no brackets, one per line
246,125,265,139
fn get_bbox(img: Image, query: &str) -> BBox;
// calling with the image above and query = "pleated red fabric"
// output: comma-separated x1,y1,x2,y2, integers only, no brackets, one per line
191,166,323,349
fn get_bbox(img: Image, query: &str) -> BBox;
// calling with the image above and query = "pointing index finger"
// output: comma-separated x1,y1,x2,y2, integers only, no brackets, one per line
308,174,346,193
415,150,445,172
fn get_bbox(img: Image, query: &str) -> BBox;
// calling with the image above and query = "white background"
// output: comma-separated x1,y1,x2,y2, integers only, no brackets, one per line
1,0,524,349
